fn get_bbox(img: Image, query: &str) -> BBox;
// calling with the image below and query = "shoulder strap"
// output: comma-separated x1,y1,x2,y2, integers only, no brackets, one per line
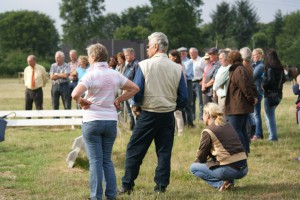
202,128,214,137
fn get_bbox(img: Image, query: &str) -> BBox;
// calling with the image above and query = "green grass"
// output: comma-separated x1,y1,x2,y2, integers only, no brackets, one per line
0,78,300,200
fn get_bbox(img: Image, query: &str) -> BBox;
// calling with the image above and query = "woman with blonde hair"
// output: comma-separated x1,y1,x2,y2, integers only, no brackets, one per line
251,48,265,140
190,102,248,191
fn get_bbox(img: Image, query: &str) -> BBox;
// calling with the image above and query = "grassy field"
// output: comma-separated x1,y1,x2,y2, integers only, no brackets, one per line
0,78,299,200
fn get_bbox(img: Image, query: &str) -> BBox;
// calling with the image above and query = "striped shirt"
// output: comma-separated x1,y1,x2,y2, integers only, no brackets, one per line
78,62,128,122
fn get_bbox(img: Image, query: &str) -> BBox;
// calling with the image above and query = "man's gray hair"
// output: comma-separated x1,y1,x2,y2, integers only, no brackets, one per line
240,47,252,62
189,47,198,53
148,32,169,52
69,49,77,54
124,48,135,55
55,51,65,59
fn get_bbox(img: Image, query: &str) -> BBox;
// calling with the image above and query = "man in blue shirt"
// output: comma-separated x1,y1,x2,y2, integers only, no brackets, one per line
178,47,195,128
123,48,140,130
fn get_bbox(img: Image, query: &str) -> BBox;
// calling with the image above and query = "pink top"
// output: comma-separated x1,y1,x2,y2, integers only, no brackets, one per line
78,62,128,122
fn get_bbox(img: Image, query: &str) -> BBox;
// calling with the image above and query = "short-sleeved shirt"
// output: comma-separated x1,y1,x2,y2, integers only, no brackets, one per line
76,66,89,81
78,62,128,122
49,62,70,85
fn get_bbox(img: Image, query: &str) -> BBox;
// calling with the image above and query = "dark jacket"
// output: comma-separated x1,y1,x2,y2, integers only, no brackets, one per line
195,122,247,169
224,64,257,115
262,67,285,98
292,84,300,104
123,59,139,81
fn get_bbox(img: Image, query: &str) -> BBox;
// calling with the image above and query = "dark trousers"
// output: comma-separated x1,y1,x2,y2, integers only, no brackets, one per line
125,100,135,126
183,80,194,126
192,81,203,120
122,111,175,189
25,87,43,110
69,81,78,109
227,114,249,154
202,93,216,106
51,83,71,110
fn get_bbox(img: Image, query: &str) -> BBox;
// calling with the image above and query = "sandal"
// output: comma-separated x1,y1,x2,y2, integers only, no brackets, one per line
219,181,233,191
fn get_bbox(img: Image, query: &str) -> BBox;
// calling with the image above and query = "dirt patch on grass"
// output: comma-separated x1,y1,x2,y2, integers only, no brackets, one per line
0,171,16,180
0,187,29,200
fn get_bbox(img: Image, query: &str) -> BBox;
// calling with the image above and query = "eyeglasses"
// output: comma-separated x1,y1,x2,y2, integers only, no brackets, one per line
146,44,155,50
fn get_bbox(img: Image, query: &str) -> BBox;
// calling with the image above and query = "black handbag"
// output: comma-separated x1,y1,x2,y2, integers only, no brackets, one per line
266,91,281,107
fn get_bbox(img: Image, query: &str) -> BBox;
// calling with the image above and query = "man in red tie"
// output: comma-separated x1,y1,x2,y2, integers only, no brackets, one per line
24,55,47,111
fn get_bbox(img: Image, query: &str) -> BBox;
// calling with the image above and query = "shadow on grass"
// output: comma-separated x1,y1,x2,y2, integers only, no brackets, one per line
228,183,300,199
116,182,300,200
73,150,126,171
74,156,89,170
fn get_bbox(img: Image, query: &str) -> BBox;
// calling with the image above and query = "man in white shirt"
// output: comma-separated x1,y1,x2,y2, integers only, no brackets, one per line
189,47,206,120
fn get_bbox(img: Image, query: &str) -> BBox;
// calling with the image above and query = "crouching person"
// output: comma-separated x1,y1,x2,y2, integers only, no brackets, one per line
190,102,248,191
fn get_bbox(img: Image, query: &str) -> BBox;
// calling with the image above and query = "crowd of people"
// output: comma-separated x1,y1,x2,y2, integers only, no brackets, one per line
24,31,292,199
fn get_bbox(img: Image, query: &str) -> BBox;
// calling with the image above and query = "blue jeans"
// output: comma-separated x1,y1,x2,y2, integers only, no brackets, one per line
122,111,175,190
82,120,117,200
190,163,248,189
254,94,263,137
227,114,249,154
264,98,279,141
192,81,203,120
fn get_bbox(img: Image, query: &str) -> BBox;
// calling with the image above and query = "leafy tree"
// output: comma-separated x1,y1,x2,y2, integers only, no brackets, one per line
101,13,121,39
252,31,268,49
149,0,203,49
268,10,283,48
251,23,271,50
210,1,235,48
276,11,300,66
230,0,259,48
0,49,27,76
112,6,152,40
59,0,105,52
114,25,151,40
121,6,152,30
0,11,59,57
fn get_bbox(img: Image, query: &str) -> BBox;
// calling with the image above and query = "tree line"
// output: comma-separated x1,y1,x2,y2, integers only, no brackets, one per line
0,0,299,76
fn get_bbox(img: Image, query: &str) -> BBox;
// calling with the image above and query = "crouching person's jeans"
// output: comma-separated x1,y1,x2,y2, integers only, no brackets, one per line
190,163,248,189
82,120,117,200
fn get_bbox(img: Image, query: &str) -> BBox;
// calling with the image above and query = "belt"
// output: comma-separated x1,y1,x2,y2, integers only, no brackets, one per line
27,87,42,91
220,96,226,99
228,164,247,171
53,82,69,86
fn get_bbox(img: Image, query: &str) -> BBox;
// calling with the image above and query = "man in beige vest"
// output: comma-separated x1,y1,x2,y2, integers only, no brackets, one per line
118,32,187,195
